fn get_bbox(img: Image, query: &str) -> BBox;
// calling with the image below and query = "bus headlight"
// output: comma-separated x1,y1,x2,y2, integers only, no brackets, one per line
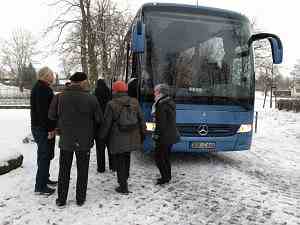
146,122,156,132
237,124,252,133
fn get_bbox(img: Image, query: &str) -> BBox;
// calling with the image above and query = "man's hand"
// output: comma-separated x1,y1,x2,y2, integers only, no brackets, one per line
48,131,55,139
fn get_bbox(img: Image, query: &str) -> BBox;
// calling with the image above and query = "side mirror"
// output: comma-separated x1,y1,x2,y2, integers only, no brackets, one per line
131,20,145,53
248,33,283,64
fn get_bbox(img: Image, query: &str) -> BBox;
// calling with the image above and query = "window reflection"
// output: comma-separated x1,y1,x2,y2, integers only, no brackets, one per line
140,11,253,108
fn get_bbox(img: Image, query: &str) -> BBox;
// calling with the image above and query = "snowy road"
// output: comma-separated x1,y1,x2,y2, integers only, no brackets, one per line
0,93,300,225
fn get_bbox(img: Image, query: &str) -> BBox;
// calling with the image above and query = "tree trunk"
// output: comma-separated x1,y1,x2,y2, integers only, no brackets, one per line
86,0,98,87
101,40,109,80
79,0,88,75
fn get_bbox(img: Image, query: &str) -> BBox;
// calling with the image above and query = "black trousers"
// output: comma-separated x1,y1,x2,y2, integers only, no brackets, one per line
114,152,131,188
95,139,115,171
31,126,55,191
154,143,172,181
57,149,90,202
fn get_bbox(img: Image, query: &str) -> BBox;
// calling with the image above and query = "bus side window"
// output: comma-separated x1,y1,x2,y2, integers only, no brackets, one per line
125,41,139,82
132,53,138,78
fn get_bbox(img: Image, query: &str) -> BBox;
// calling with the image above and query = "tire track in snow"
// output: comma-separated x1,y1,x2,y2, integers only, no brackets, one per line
205,151,300,223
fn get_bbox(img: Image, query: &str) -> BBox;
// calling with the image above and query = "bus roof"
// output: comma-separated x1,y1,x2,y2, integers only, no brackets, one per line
140,2,249,23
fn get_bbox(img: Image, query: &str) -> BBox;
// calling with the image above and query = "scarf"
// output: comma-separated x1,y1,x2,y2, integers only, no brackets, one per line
151,93,165,116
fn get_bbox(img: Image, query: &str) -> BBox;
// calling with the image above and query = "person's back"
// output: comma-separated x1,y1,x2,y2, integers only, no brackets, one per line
107,93,144,153
99,80,146,194
128,77,138,98
49,72,103,207
57,85,101,149
94,79,111,113
94,79,114,172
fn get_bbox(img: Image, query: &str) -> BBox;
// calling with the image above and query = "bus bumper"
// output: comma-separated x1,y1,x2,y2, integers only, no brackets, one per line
143,132,252,153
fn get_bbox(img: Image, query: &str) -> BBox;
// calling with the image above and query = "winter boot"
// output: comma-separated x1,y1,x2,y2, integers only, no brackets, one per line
115,182,129,195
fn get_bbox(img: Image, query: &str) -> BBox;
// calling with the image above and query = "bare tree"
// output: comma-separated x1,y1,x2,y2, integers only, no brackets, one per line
251,19,273,88
47,0,132,87
47,0,100,85
94,0,132,81
46,0,88,74
290,59,300,92
59,24,82,77
60,55,80,79
0,28,39,91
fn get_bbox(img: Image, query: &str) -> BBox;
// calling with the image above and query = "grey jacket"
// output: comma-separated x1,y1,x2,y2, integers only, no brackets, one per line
99,93,146,154
48,85,103,151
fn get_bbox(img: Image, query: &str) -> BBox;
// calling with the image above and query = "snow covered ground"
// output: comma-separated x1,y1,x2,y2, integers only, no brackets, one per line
0,93,300,225
0,83,30,98
0,110,26,167
0,83,30,106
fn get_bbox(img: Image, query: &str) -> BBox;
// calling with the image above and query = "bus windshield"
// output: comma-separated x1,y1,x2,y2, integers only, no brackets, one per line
141,10,254,109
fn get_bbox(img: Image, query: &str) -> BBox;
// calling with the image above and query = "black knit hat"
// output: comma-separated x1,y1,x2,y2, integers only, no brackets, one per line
69,72,87,82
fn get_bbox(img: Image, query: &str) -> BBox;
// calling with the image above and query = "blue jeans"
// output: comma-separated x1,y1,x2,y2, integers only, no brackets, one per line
31,127,55,191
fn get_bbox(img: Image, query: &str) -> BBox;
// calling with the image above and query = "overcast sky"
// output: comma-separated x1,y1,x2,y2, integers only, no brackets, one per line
0,0,298,75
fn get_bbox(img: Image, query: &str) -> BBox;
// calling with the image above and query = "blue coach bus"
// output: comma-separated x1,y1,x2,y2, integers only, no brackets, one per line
121,3,283,153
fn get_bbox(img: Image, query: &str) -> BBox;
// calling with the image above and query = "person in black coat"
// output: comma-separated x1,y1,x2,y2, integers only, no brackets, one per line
128,77,138,98
94,79,115,172
49,72,103,207
152,84,180,185
30,66,57,195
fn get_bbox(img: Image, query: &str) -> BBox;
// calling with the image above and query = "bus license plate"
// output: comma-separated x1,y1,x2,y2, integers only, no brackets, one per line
191,142,216,150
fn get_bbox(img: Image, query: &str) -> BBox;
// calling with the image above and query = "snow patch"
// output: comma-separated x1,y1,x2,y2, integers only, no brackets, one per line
0,143,22,167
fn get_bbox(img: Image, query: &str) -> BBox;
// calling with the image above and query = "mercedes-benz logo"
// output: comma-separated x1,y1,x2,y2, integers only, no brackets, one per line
197,124,208,136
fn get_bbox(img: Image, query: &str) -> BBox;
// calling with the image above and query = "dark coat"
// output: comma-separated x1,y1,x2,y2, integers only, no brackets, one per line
30,80,56,131
94,79,111,113
48,84,103,151
128,78,138,98
99,93,146,154
153,96,180,145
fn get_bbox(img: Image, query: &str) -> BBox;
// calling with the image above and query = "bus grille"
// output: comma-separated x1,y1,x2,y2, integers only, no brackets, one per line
176,124,240,137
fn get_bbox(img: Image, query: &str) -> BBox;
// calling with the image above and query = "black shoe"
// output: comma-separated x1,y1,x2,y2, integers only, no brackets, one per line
35,186,55,196
155,178,170,185
115,186,129,195
47,179,58,186
56,199,66,207
76,200,85,206
109,167,116,172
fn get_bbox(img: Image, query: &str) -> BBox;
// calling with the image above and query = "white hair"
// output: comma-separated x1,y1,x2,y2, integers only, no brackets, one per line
37,67,53,80
154,83,170,96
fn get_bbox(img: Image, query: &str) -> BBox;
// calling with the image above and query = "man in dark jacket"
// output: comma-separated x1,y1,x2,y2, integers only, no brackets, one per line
30,66,57,195
49,72,103,207
94,79,114,172
99,81,146,194
152,83,180,185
